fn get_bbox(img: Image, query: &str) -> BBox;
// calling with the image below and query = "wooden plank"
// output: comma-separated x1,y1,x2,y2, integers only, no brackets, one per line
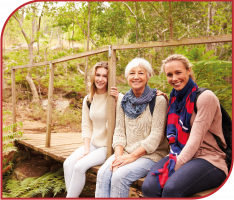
12,61,50,70
46,63,55,147
112,34,232,50
11,69,16,132
51,46,108,64
191,188,218,197
11,47,108,69
107,47,116,158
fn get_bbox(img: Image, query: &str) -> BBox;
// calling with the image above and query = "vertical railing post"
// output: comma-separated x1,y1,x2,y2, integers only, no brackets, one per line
107,45,116,158
11,68,16,132
45,62,55,147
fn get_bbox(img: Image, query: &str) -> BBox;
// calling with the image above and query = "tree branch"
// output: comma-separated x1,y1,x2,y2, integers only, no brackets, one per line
13,13,30,44
121,2,137,20
148,2,170,23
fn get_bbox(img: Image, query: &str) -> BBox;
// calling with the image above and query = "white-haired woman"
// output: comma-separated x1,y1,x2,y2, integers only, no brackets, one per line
63,61,122,197
95,58,170,198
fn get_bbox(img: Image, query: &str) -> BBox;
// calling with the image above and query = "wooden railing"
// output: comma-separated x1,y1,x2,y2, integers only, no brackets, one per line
11,34,232,158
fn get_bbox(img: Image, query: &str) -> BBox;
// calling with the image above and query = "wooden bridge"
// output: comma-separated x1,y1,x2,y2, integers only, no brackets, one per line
12,34,232,198
18,132,217,197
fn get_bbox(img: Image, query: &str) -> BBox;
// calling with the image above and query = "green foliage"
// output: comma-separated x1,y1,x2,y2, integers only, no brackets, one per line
2,109,24,175
2,110,24,154
3,168,66,198
192,60,232,117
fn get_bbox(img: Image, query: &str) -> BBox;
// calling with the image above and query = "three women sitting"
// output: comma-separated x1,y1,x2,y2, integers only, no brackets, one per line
96,55,227,197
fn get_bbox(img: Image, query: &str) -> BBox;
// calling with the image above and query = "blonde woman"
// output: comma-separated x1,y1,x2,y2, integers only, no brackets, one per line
142,54,227,197
63,61,121,197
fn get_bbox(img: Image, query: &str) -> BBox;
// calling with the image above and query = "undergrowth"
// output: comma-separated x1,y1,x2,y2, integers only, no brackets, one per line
3,168,66,198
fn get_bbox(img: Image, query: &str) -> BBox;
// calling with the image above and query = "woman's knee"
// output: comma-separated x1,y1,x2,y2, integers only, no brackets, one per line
73,162,87,174
63,158,70,170
162,180,180,197
142,180,152,197
142,176,159,197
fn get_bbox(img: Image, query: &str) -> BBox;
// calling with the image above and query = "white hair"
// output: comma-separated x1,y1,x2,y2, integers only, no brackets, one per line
125,58,154,79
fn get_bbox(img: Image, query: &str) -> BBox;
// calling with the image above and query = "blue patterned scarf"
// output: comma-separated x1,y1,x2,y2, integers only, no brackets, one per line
121,85,157,119
152,78,198,189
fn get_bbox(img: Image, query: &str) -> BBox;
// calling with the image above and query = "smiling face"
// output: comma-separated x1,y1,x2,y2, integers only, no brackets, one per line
94,67,108,94
128,65,149,97
164,60,191,91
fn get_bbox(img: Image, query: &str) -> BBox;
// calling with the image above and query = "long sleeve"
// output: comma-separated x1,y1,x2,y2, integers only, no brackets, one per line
141,95,168,154
175,90,222,170
81,95,93,139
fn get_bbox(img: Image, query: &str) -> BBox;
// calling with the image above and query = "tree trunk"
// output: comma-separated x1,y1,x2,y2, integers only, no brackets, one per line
206,2,213,52
85,2,91,93
169,2,173,40
13,7,39,103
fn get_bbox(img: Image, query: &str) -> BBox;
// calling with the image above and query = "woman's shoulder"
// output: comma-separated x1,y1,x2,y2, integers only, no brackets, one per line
118,93,124,100
196,89,219,109
197,89,218,102
156,94,167,104
83,95,89,102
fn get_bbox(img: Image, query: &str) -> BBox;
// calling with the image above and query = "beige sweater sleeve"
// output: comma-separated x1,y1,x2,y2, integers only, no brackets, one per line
141,95,168,154
175,90,220,170
81,95,93,139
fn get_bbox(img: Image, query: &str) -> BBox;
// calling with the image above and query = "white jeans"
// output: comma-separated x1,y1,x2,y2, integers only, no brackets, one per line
63,143,107,197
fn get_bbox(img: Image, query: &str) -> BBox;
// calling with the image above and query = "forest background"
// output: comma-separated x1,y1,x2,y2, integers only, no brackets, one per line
1,0,233,198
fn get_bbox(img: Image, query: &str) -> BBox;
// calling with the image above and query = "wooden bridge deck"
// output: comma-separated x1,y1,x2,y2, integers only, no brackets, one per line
17,132,217,197
18,132,84,162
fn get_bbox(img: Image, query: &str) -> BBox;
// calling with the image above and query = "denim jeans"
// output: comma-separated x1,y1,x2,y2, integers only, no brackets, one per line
142,156,226,197
95,154,155,198
63,143,107,197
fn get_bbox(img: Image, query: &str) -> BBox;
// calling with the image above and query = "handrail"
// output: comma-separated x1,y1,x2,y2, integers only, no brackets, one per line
112,34,232,50
11,34,232,70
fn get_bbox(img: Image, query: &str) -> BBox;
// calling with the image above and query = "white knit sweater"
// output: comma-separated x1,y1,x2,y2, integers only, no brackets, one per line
112,95,169,162
82,92,123,147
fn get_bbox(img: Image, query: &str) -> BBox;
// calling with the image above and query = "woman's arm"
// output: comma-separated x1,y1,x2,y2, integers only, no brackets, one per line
81,96,93,140
140,95,168,154
77,137,90,161
111,145,146,171
175,90,220,170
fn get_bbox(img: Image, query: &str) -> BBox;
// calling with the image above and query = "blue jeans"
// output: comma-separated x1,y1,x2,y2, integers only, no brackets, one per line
95,154,155,198
142,157,226,197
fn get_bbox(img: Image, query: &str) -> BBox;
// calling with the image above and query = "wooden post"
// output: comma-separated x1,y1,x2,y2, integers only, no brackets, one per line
11,68,16,132
107,46,116,158
45,62,55,147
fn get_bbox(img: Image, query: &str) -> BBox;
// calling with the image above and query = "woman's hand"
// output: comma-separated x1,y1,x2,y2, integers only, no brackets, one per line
77,151,89,161
109,87,119,102
156,90,169,104
110,154,137,170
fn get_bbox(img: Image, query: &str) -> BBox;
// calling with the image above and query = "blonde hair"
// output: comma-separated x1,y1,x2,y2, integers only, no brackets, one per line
87,61,108,103
161,54,196,82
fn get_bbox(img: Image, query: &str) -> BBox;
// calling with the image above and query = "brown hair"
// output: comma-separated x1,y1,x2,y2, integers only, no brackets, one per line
87,61,108,103
161,54,196,82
